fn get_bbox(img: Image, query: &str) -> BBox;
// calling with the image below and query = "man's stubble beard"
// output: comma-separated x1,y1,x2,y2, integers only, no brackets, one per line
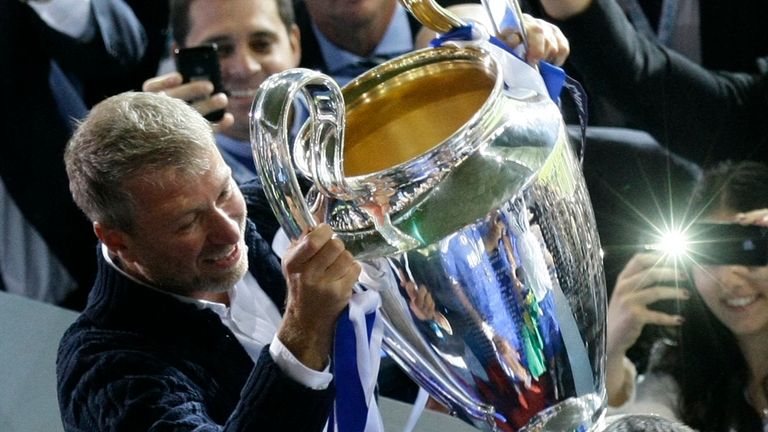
157,242,249,297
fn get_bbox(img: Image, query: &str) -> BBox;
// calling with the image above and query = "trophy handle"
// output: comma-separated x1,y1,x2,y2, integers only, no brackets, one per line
400,0,529,59
249,68,346,240
251,68,423,250
481,0,529,57
400,0,466,33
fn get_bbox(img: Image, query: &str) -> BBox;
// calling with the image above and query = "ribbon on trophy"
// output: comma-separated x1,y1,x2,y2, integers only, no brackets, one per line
429,24,565,103
429,16,589,164
329,262,387,432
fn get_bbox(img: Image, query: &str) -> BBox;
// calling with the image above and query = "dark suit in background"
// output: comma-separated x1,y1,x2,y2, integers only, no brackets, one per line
0,0,146,308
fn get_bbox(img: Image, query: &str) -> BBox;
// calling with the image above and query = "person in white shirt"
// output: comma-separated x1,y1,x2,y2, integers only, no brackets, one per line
57,91,359,431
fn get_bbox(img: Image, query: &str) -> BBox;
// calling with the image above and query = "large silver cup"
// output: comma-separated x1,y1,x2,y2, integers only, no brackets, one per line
249,30,606,432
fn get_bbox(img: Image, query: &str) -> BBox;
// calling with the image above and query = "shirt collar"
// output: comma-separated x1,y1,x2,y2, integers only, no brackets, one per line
101,243,233,312
312,3,414,75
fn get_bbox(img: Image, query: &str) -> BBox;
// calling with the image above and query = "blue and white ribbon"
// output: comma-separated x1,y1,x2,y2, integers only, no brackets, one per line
430,23,565,103
430,21,588,163
329,281,384,432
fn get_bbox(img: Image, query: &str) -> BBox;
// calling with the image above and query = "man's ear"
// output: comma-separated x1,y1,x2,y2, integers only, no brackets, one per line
289,24,301,66
94,222,134,262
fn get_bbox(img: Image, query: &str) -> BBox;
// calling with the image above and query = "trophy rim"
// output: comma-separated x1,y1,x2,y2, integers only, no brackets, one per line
335,45,504,184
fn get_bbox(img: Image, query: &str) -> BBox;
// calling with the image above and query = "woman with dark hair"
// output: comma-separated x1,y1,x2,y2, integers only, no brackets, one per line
604,160,768,431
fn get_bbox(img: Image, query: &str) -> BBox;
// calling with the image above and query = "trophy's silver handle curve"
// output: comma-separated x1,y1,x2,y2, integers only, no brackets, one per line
481,0,529,58
249,68,345,240
400,0,466,33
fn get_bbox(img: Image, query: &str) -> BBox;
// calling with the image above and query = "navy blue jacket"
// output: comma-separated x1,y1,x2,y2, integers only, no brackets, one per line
56,221,334,431
0,1,147,301
549,0,768,165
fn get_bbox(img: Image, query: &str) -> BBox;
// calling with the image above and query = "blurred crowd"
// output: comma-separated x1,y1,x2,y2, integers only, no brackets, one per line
2,0,766,431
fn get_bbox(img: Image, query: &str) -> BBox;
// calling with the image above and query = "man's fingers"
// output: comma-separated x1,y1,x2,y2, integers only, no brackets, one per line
166,80,216,102
142,72,183,92
619,252,666,277
143,74,231,126
323,249,359,282
403,280,418,299
550,26,570,65
211,113,235,131
735,208,768,226
189,92,229,116
514,15,571,66
286,224,335,268
142,74,217,106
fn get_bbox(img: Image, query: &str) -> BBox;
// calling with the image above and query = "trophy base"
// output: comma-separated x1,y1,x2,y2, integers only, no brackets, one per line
519,394,603,432
603,414,695,432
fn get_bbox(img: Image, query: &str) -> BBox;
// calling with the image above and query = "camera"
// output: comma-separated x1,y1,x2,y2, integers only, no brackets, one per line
644,222,768,266
686,222,767,266
174,44,226,122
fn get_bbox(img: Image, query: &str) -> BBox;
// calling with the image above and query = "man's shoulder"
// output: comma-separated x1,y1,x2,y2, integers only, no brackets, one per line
57,317,160,371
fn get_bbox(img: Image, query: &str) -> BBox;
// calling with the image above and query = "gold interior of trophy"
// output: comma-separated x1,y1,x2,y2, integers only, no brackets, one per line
343,61,496,177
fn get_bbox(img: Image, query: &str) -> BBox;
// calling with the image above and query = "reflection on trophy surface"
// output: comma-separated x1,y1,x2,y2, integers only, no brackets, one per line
250,3,609,430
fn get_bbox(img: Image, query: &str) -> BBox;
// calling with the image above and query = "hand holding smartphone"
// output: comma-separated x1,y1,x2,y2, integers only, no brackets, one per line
174,44,226,122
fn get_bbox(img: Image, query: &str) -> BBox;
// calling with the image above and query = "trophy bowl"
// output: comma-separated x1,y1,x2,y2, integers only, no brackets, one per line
250,38,607,430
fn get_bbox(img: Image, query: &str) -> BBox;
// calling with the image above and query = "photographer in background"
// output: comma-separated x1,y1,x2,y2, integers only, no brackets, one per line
605,161,768,431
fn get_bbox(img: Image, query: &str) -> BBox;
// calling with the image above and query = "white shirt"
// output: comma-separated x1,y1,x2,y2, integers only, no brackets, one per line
26,0,94,40
102,245,332,390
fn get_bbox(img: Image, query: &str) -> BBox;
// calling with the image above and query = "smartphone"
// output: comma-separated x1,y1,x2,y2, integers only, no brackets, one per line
687,222,768,266
174,44,226,122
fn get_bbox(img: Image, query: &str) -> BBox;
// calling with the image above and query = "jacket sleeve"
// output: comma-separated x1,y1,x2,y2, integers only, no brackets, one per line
57,332,334,432
549,0,768,164
38,0,147,80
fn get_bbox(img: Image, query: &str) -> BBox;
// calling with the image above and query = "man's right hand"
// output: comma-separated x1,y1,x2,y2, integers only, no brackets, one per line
142,72,234,130
277,224,360,371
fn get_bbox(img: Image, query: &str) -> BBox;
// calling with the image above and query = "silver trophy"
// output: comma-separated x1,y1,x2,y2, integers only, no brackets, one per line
249,2,608,430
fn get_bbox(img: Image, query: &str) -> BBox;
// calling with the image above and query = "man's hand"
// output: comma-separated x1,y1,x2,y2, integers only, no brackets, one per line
277,224,360,370
415,6,570,66
142,72,234,130
504,14,569,66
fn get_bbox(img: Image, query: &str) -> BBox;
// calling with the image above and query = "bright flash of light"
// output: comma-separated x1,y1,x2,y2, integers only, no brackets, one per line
648,229,690,258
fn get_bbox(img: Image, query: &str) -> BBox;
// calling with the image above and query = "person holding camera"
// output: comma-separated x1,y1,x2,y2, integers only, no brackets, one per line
141,0,302,186
605,161,768,432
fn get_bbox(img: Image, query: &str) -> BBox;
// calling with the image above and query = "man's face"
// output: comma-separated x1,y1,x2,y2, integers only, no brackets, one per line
305,0,396,31
185,0,301,141
116,149,249,296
